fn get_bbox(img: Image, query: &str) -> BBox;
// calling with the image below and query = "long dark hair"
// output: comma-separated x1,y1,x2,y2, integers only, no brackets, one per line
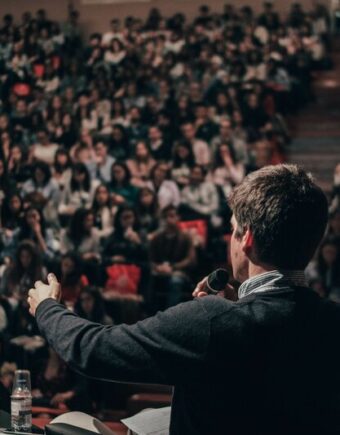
54,148,71,174
32,161,52,186
92,183,112,212
7,240,43,292
317,238,340,289
172,140,195,168
70,163,91,192
111,98,126,118
0,159,9,189
113,204,139,236
19,207,47,240
214,142,237,168
0,191,23,229
110,161,131,188
74,286,107,323
60,252,84,287
136,187,158,215
67,208,93,244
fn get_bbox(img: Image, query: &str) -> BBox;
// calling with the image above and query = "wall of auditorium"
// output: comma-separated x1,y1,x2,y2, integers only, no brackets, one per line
0,0,329,37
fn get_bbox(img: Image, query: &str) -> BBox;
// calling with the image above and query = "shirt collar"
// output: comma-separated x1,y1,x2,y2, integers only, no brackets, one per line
238,269,307,300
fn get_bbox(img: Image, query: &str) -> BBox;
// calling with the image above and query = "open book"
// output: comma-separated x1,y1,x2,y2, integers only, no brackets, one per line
48,407,171,435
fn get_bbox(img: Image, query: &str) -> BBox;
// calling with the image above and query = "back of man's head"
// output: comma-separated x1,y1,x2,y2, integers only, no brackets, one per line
229,164,328,269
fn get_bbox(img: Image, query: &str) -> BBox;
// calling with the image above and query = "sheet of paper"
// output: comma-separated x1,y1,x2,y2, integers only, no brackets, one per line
121,407,171,435
51,412,115,435
51,412,99,433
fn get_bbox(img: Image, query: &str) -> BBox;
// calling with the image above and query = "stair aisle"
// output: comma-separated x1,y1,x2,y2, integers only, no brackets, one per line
288,41,340,194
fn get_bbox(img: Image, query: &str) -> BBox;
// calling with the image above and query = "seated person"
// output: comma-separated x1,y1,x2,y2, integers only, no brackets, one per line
60,209,101,284
126,140,156,187
58,253,89,306
74,286,113,325
1,240,47,305
109,162,139,206
180,165,219,222
149,205,196,311
32,347,92,413
58,163,99,219
102,205,146,267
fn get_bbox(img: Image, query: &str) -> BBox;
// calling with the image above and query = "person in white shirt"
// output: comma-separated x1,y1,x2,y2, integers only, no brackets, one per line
146,162,180,210
102,19,125,47
211,143,245,199
59,163,99,217
180,165,219,219
86,140,115,184
104,39,126,66
31,129,59,165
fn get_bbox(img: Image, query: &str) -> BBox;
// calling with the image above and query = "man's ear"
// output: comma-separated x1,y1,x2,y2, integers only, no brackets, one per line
241,226,254,255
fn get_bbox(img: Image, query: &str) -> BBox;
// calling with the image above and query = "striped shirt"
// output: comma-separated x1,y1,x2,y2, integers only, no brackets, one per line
238,270,307,300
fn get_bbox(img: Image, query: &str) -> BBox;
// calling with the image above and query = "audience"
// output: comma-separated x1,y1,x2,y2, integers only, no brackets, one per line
0,1,337,416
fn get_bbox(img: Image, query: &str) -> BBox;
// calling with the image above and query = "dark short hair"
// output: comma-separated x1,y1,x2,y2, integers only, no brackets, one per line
162,204,178,218
229,164,328,269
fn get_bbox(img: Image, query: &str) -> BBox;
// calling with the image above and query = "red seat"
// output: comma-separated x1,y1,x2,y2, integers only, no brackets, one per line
105,264,141,295
12,83,31,97
178,219,208,247
33,64,45,78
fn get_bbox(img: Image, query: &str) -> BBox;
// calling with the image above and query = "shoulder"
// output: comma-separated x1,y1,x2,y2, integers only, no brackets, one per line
177,230,193,245
91,228,101,239
162,180,177,189
197,295,236,321
202,181,217,191
150,229,165,243
91,179,101,191
60,228,69,241
194,139,209,148
48,178,60,189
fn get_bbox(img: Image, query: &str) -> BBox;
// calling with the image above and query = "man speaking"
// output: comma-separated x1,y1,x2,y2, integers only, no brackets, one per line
28,164,340,435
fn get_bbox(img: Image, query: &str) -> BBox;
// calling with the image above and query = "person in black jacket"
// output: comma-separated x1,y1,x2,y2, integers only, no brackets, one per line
28,164,338,435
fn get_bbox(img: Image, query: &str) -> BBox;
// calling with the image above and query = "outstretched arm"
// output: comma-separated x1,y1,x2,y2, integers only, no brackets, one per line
28,276,210,386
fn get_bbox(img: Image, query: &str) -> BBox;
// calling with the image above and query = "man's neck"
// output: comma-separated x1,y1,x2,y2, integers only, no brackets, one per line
246,262,276,281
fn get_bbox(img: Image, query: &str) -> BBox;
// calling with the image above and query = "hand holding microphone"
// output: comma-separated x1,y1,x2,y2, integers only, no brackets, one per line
192,268,237,300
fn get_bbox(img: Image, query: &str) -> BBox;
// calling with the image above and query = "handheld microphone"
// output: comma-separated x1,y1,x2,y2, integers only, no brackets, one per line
205,268,229,295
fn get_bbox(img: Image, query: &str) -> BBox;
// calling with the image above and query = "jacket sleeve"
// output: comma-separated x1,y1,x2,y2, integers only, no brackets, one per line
35,298,211,385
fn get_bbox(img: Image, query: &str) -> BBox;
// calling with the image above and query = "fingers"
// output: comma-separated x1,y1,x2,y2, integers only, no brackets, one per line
47,273,58,284
48,273,61,301
192,277,208,298
34,280,44,289
197,291,208,298
27,290,36,317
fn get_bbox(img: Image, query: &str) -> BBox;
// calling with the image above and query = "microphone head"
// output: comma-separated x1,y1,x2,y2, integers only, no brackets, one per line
207,268,229,293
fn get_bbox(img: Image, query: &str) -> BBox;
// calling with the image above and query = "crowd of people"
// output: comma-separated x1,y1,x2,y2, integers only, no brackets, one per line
305,163,340,301
0,1,337,415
